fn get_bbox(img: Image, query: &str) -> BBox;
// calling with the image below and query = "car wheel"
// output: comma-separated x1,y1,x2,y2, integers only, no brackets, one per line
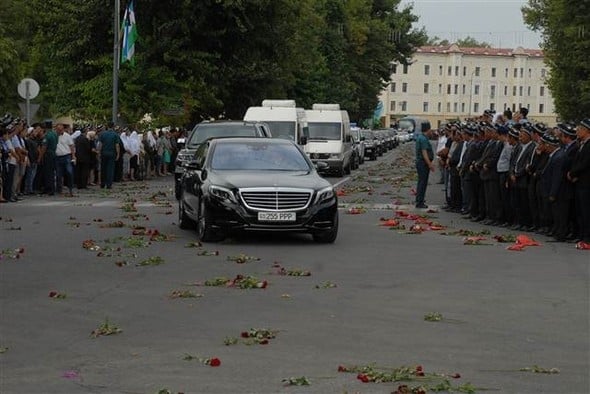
359,153,365,165
175,179,181,200
344,160,351,175
197,199,223,242
336,165,345,177
178,199,196,230
371,153,377,161
312,212,338,243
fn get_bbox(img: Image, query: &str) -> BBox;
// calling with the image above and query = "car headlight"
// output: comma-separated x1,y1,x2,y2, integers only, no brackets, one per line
209,185,237,203
315,186,335,203
329,154,341,160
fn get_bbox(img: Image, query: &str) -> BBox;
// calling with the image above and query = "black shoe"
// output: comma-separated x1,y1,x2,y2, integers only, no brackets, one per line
415,204,428,209
482,219,494,225
472,216,484,222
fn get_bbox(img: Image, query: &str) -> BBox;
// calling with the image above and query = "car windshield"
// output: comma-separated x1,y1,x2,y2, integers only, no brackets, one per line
264,121,296,141
398,119,415,132
187,124,259,147
211,142,310,171
308,122,341,140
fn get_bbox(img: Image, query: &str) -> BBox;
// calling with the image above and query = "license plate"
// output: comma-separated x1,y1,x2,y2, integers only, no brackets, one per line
258,212,296,222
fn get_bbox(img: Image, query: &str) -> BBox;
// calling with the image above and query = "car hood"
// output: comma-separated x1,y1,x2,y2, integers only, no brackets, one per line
208,170,331,191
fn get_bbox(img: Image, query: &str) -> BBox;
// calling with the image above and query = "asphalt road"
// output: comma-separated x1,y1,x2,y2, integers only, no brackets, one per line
1,142,588,394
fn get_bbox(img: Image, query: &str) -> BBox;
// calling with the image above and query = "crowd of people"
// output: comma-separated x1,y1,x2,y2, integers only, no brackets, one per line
421,108,590,244
0,116,187,203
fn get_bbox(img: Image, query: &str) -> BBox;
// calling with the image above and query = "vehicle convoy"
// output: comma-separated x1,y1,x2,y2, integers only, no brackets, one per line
243,100,309,146
351,125,365,167
304,104,354,177
174,121,271,199
361,129,382,160
178,138,339,243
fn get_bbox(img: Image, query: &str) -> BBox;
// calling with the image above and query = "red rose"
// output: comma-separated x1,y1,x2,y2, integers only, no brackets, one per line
337,365,347,372
415,365,423,372
257,280,268,289
48,291,57,298
209,358,221,367
18,248,24,254
259,339,269,345
450,373,461,379
241,332,249,338
415,371,425,376
357,374,370,383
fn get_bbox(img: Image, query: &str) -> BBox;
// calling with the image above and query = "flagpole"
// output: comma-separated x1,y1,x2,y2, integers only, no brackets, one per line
112,0,120,124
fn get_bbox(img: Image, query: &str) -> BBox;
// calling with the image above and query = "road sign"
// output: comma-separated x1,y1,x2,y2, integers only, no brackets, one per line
17,78,40,100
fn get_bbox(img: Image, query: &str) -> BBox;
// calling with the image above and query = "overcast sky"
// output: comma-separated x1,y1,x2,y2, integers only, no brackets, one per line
401,0,543,49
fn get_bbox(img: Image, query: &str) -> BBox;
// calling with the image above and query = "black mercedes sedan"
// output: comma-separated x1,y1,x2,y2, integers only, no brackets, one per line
178,138,338,243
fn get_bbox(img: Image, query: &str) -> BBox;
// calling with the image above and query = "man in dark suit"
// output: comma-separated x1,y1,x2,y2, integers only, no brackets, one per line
527,123,549,233
510,124,536,230
468,125,488,221
556,123,579,241
540,133,567,241
568,119,590,242
475,123,504,225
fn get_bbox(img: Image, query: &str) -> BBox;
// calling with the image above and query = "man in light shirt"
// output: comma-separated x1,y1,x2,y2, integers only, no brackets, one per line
55,122,76,196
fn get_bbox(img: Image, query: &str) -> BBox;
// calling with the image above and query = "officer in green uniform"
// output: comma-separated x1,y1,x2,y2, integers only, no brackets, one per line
98,122,121,189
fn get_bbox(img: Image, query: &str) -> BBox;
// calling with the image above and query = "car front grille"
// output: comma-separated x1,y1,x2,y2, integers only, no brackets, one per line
309,153,330,160
239,188,313,211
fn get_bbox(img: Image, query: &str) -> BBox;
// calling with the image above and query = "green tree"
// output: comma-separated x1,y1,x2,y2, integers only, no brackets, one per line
522,0,590,120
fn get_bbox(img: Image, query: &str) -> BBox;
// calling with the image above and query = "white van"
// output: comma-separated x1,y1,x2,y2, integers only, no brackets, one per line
243,100,309,145
304,104,353,177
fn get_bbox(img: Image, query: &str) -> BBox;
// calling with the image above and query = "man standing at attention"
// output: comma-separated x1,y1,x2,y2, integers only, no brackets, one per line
38,120,57,196
98,122,120,189
414,126,435,209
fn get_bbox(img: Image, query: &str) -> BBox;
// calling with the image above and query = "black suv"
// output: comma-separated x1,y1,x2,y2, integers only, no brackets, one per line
174,121,272,199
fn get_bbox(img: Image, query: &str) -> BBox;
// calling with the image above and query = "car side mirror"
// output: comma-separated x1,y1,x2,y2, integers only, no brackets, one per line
299,135,308,146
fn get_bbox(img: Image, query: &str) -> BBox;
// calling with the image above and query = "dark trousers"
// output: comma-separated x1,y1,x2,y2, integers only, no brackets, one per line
3,163,16,200
536,180,550,229
461,176,472,212
101,154,116,188
551,198,569,240
498,173,512,224
515,185,532,226
56,154,74,193
528,179,540,228
576,187,590,241
470,176,485,219
484,178,502,221
76,161,90,189
415,161,430,206
43,153,56,194
450,168,462,209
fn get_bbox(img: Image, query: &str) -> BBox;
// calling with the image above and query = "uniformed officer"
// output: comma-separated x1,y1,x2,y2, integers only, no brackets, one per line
568,119,590,242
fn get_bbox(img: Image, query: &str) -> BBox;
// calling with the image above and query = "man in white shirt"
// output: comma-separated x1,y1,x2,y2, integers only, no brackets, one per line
55,122,76,196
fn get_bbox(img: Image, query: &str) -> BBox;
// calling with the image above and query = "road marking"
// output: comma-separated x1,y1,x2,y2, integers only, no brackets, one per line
332,177,350,189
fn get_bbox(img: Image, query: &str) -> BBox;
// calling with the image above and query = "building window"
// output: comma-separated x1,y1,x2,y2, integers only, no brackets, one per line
490,103,495,111
453,102,458,113
438,84,442,94
512,103,516,112
474,103,480,113
513,86,517,96
447,102,451,112
424,83,429,94
454,84,458,94
514,68,518,77
461,103,466,112
390,82,396,93
439,65,443,76
463,66,467,76
448,66,452,76
490,85,496,98
474,84,480,95
539,103,544,113
462,84,466,95
491,67,496,77
527,86,531,96
401,101,407,111
455,66,459,76
423,102,429,112
519,86,523,96
540,86,545,96
403,64,408,74
475,67,481,77
402,82,408,93
424,65,430,75
505,68,509,78
520,68,524,78
391,64,397,74
390,101,396,111
541,68,546,78
447,84,451,94
438,102,442,112
528,68,532,78
504,86,508,96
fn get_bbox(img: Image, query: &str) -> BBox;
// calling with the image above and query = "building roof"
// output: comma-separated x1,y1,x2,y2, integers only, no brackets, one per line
416,45,544,58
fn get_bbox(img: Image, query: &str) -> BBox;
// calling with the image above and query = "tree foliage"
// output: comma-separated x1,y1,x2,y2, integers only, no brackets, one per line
426,35,491,48
522,0,590,120
0,0,426,125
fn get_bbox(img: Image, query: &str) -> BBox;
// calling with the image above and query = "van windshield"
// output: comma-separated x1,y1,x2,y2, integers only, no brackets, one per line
264,121,296,141
398,119,415,132
308,122,341,140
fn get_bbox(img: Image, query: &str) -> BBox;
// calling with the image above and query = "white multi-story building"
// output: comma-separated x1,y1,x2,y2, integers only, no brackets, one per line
379,44,558,127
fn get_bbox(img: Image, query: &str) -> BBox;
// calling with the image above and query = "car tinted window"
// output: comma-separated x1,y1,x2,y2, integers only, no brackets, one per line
308,122,341,140
211,142,310,171
264,121,296,140
187,124,259,147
